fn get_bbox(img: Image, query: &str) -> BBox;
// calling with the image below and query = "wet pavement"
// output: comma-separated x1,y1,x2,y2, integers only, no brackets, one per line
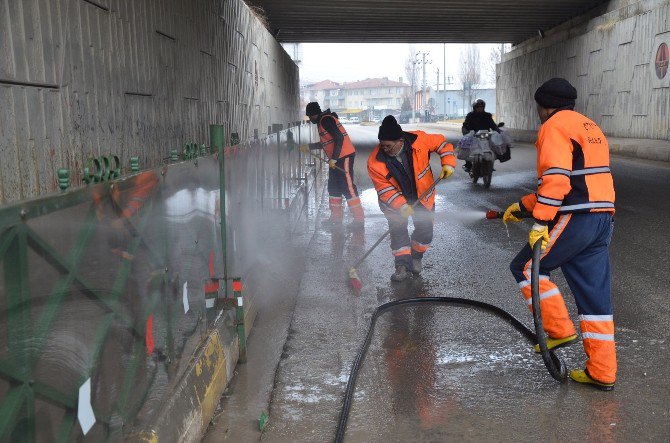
204,124,670,442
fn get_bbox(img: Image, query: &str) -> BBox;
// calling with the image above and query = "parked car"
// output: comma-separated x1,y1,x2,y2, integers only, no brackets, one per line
350,117,360,124
339,116,350,124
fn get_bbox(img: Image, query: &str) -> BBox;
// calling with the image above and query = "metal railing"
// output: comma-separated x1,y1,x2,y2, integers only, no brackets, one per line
0,123,321,441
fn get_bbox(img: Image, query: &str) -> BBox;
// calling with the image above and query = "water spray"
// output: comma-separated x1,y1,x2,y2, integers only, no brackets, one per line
348,177,443,292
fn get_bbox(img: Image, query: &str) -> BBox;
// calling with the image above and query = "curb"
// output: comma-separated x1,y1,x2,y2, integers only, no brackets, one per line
504,129,670,163
422,124,670,163
133,295,257,443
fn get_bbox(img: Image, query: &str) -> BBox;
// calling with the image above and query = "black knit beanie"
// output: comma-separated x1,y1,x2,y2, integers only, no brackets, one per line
534,78,577,109
378,115,403,141
305,102,321,116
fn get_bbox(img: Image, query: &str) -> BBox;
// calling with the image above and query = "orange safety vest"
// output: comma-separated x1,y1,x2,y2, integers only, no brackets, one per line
521,110,615,222
367,131,456,211
317,114,355,159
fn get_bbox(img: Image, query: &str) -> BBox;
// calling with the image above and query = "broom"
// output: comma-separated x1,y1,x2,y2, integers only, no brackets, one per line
348,176,443,291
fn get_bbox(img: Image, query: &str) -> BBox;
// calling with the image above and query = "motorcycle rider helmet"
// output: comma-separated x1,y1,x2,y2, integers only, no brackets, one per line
472,98,486,110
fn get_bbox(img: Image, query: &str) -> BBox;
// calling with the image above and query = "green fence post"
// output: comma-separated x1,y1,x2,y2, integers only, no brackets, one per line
57,169,70,191
210,124,227,298
232,278,246,363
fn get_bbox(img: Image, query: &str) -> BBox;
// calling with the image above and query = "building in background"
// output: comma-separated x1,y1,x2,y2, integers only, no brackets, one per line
419,87,496,119
301,77,410,121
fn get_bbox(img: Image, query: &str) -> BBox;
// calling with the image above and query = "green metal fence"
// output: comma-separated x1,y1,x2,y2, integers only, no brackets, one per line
0,123,320,441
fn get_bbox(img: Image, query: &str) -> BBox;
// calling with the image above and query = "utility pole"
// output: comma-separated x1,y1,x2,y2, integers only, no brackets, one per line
436,68,440,119
409,57,419,123
417,51,431,122
443,43,446,121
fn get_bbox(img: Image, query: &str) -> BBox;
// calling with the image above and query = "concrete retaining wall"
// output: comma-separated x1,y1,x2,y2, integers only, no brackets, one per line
133,297,258,443
497,0,670,141
0,0,300,204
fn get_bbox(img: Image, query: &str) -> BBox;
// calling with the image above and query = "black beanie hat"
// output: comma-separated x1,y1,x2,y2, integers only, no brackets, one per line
305,102,321,116
534,78,577,109
378,115,403,141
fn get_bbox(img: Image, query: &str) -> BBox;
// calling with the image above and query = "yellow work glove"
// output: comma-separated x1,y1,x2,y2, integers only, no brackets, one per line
399,204,414,219
439,165,455,179
502,202,522,224
299,144,309,154
328,159,337,169
529,223,550,251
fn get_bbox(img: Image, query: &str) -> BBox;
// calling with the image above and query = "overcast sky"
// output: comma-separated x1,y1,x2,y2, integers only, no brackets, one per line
291,43,503,88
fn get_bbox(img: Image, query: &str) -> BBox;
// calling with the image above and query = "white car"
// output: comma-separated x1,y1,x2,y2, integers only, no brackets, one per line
339,116,350,124
350,117,360,124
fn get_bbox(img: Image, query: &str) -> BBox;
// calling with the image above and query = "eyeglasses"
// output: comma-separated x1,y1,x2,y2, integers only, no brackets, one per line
380,140,403,151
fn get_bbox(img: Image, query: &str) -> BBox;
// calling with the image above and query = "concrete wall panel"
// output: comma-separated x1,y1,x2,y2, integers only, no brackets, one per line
0,0,300,205
498,0,670,141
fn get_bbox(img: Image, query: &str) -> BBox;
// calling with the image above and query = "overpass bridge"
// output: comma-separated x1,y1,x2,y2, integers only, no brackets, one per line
0,0,669,441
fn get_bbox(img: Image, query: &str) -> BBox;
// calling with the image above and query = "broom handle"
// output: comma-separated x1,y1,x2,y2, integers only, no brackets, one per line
352,176,443,269
304,146,348,173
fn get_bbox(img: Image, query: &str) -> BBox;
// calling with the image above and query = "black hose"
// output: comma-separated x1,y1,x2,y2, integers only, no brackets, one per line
530,240,568,382
335,296,565,442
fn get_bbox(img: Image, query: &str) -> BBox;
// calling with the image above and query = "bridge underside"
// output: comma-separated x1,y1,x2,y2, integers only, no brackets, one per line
246,0,608,43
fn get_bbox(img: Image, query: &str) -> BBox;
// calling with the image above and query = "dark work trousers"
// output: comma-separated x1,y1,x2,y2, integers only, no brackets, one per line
327,154,359,199
509,212,616,383
381,203,435,271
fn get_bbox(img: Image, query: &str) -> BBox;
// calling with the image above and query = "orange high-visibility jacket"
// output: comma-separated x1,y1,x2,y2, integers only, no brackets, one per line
318,114,355,159
521,110,615,222
368,131,455,211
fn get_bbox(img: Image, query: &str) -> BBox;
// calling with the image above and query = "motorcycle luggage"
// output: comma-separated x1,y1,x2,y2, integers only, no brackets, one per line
457,134,476,160
489,133,508,157
498,148,512,163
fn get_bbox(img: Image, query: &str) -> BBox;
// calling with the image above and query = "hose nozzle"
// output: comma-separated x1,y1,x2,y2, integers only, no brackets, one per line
485,209,533,220
485,210,502,219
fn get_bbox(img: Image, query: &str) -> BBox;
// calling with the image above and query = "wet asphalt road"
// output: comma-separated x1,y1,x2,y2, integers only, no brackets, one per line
208,124,670,442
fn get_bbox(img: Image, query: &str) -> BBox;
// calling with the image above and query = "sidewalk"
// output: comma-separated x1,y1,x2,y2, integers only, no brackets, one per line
422,122,670,163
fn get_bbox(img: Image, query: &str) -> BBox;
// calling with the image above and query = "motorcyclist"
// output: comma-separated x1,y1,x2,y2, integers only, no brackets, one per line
461,98,501,172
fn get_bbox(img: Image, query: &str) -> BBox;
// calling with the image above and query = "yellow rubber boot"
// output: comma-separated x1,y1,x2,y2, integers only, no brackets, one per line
533,333,578,353
569,369,615,391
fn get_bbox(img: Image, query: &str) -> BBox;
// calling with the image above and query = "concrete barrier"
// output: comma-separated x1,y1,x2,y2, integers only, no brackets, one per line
505,128,670,163
134,299,257,443
421,123,670,163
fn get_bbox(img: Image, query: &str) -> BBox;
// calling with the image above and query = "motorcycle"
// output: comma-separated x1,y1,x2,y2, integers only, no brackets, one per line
457,123,511,189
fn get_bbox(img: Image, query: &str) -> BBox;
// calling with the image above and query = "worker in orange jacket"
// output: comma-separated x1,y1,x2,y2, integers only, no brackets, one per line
304,102,365,227
504,78,616,390
368,115,455,282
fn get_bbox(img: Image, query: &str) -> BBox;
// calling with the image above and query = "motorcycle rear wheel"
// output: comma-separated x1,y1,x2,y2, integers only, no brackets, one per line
483,161,493,188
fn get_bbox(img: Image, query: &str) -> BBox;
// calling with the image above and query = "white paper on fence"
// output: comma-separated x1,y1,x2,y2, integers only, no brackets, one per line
78,379,96,435
183,281,189,313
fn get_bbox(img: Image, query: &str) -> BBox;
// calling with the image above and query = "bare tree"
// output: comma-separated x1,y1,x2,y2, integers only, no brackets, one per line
486,44,511,83
404,46,419,116
459,45,481,115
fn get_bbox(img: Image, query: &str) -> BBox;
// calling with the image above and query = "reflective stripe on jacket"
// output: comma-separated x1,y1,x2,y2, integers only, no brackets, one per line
318,114,355,159
367,131,456,211
521,110,615,222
